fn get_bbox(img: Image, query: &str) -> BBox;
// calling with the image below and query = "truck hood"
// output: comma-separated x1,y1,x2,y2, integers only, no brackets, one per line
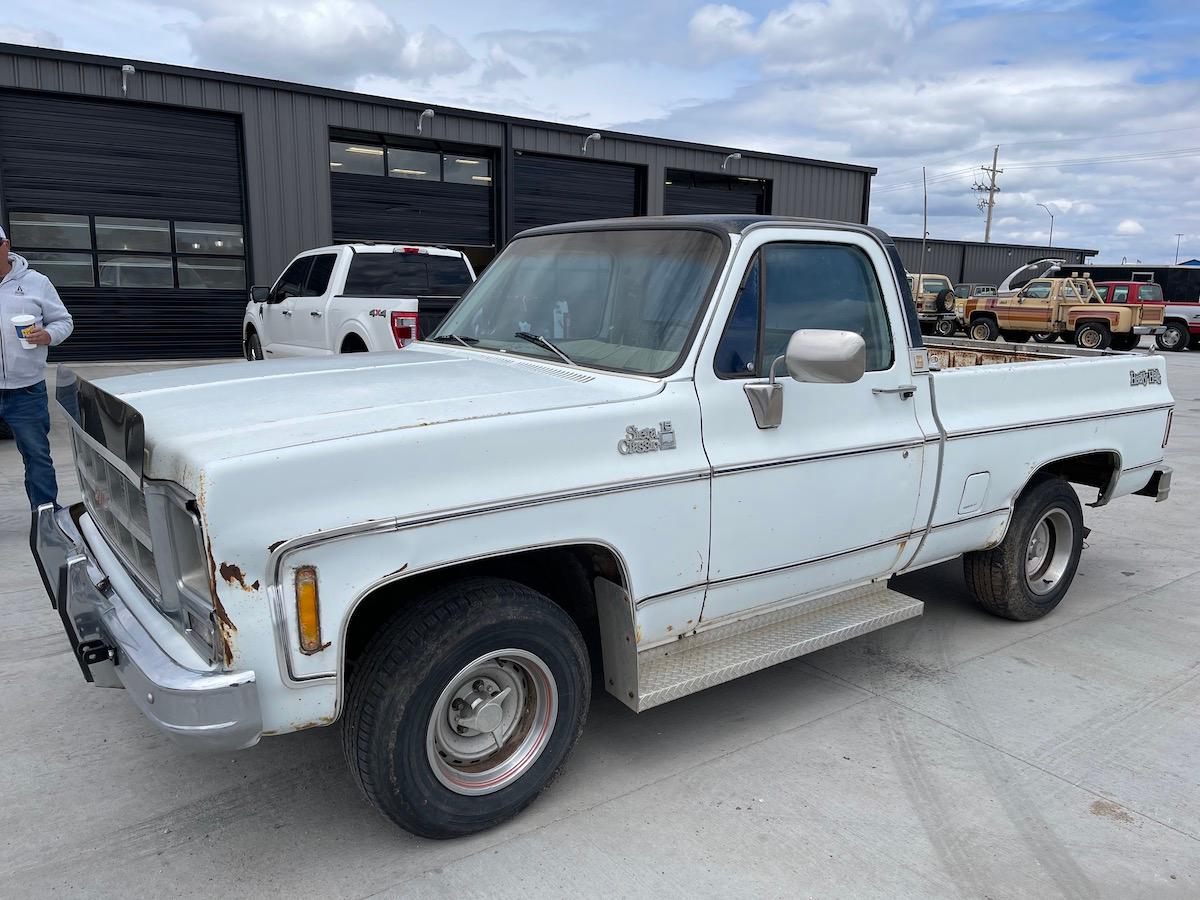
82,346,661,488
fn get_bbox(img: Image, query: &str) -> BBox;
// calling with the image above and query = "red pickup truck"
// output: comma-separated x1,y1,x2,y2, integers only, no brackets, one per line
1094,281,1200,351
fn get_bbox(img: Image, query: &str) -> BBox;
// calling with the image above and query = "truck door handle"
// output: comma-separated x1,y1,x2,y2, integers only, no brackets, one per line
280,309,292,316
310,310,322,318
873,385,917,400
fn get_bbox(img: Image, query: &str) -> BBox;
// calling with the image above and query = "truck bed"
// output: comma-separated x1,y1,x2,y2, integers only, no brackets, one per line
923,336,1135,368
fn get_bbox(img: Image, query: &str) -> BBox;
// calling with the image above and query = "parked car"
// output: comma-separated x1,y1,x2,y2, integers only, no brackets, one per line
36,215,1174,840
907,272,957,335
242,244,475,359
961,273,1165,349
953,283,997,329
1093,280,1200,352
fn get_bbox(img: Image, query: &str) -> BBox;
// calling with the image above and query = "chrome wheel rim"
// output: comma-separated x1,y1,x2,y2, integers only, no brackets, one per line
971,323,991,341
1026,508,1074,595
936,320,955,336
426,649,558,796
1161,327,1181,349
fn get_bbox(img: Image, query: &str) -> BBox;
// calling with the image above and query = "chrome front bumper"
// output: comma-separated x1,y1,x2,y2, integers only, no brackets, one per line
31,503,262,752
1133,325,1166,335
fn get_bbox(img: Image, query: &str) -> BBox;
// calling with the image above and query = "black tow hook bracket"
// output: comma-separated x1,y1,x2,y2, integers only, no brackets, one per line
78,640,118,668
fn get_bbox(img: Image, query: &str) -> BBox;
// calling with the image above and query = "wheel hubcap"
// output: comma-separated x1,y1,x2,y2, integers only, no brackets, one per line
427,649,557,796
1081,330,1101,348
1025,508,1074,595
1162,328,1180,348
972,324,989,340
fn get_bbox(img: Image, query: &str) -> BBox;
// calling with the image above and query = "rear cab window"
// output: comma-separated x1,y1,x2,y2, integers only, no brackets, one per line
344,252,472,297
1137,284,1163,302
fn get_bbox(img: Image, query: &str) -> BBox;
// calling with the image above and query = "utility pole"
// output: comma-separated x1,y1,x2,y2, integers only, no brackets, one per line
1038,203,1055,247
971,146,1003,243
1176,233,1185,264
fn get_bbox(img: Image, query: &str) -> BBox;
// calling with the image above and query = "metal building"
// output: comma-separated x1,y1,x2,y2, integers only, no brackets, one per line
892,236,1097,287
0,43,875,361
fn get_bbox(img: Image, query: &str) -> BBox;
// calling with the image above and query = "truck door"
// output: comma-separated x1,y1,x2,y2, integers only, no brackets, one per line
287,252,339,355
695,230,926,625
263,256,313,356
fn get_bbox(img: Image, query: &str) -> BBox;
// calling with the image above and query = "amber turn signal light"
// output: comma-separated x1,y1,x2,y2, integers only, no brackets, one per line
295,565,324,653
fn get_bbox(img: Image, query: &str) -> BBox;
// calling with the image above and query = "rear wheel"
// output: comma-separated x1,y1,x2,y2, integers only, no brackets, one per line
1110,333,1140,351
1074,322,1111,350
999,329,1031,343
1155,322,1190,352
969,318,999,341
964,475,1084,621
933,318,957,337
342,577,590,838
1031,332,1057,343
341,335,368,353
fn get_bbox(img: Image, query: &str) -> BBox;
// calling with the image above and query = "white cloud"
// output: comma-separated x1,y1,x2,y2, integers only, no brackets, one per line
1116,219,1145,235
0,26,63,48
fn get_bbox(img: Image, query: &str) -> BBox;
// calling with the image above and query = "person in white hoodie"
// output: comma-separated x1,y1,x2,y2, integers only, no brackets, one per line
0,225,73,509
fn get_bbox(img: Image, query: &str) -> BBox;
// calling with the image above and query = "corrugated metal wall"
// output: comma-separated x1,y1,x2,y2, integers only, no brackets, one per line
893,237,1096,285
0,45,873,298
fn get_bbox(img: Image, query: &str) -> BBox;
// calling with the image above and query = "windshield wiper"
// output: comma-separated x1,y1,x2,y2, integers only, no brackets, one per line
514,331,574,365
431,334,479,347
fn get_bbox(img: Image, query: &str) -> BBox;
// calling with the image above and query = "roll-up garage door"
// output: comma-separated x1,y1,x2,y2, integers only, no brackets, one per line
331,175,493,247
513,153,643,232
0,91,247,361
663,170,768,216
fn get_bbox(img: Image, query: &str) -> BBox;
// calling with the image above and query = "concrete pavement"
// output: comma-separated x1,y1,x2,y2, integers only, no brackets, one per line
1,350,1197,898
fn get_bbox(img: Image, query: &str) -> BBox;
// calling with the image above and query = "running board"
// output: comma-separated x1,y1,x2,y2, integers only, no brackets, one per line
601,582,923,713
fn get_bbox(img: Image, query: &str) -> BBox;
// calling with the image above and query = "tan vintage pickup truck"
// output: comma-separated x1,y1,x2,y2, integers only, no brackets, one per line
962,274,1165,350
906,273,958,336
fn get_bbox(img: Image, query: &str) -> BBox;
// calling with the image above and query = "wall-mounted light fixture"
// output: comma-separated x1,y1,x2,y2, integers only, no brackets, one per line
582,132,602,154
121,64,136,97
721,152,742,171
417,108,435,135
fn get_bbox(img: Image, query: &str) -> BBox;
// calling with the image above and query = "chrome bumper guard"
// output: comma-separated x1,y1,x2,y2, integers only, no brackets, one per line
31,503,262,752
1134,466,1172,502
1133,325,1165,335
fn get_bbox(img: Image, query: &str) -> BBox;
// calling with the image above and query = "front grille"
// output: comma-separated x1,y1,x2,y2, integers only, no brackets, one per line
72,432,160,594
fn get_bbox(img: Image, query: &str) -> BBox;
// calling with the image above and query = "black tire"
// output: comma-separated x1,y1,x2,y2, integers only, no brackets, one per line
1074,322,1111,350
342,577,590,839
245,330,264,361
964,475,1084,621
1110,333,1139,351
999,329,1032,343
1031,332,1057,343
933,318,957,337
1155,322,1190,352
969,317,999,341
935,288,955,313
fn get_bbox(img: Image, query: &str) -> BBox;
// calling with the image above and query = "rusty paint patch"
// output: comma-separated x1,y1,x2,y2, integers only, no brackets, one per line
1090,800,1135,824
219,562,258,592
211,594,237,667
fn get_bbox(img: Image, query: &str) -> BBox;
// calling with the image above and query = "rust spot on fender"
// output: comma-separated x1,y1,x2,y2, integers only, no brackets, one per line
219,562,259,592
210,594,236,666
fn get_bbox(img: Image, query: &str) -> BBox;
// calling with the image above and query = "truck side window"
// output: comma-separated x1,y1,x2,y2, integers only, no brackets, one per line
303,254,337,296
1111,286,1129,303
714,257,760,375
272,256,313,301
716,243,894,376
1023,282,1052,300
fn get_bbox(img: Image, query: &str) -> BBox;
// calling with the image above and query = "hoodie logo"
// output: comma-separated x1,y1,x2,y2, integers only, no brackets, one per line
15,286,23,294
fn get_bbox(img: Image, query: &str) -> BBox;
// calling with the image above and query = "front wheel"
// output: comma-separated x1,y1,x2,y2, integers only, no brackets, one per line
1074,322,1111,350
342,577,590,839
245,330,263,361
964,475,1084,621
933,318,957,337
1155,322,1190,352
969,318,999,341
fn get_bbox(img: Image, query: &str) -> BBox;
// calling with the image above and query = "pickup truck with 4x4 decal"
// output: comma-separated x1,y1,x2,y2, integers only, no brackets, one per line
33,215,1174,839
1094,280,1200,352
962,273,1165,350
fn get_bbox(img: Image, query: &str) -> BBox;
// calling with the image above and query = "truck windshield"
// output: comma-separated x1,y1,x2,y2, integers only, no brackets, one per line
432,229,726,375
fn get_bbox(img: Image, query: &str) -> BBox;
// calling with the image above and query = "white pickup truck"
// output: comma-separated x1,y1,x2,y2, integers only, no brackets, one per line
35,216,1174,840
241,243,474,359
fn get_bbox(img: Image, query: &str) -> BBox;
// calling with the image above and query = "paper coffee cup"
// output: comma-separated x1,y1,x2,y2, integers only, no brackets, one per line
11,314,37,349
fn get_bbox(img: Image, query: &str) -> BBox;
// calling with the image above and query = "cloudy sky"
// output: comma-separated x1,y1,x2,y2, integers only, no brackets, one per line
7,0,1199,262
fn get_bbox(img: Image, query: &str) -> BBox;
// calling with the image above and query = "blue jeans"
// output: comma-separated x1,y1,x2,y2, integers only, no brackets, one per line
0,380,59,509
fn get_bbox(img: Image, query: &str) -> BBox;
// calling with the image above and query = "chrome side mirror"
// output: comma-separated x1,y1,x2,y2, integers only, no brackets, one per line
744,329,866,429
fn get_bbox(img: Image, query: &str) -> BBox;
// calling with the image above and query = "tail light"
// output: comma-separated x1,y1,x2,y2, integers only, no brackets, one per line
391,311,419,348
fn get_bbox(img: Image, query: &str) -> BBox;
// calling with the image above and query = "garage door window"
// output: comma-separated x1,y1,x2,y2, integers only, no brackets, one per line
330,141,386,175
443,155,491,186
387,148,440,181
332,140,492,188
7,211,246,290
